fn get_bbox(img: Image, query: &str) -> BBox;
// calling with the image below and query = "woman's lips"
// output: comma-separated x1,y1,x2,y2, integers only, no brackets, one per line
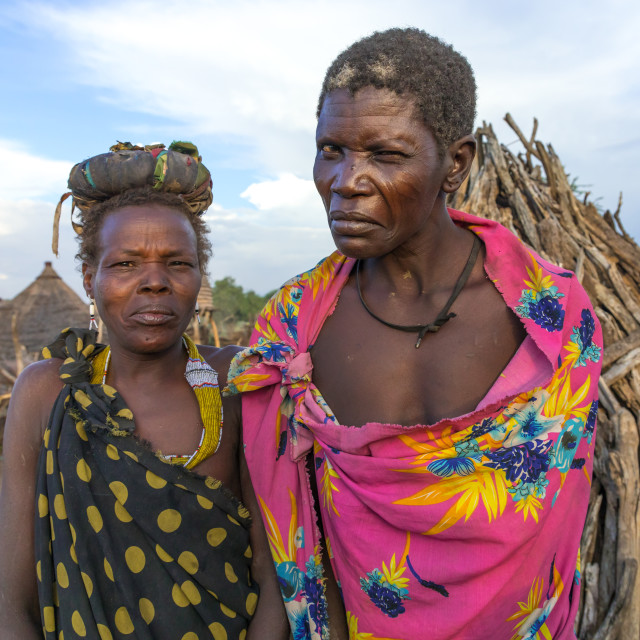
131,307,174,325
135,313,171,325
330,213,377,235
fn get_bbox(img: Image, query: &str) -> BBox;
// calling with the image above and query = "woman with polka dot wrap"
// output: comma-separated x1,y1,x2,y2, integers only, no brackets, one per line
0,142,288,639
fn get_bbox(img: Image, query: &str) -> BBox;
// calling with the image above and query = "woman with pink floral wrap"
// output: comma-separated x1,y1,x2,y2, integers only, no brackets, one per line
227,28,602,640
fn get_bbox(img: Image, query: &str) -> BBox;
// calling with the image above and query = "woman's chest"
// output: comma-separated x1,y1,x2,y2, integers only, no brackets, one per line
118,386,241,496
310,284,526,427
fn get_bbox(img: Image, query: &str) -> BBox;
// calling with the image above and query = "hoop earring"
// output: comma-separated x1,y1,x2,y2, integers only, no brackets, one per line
89,300,98,330
195,301,201,325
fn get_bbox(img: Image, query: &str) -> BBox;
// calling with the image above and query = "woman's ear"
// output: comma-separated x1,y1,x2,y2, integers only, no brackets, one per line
82,263,95,299
442,134,476,194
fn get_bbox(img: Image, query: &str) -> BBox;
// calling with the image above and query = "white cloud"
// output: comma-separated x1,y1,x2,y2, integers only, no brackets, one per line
241,174,319,211
0,197,81,299
0,199,46,236
11,0,637,231
0,140,71,201
207,205,336,294
0,140,82,297
0,0,638,304
10,1,446,174
0,143,75,290
21,1,337,138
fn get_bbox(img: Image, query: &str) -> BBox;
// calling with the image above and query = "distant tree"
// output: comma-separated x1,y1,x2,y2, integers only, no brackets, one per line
210,277,274,344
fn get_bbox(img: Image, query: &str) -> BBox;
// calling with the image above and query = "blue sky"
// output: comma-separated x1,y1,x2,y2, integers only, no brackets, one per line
0,0,638,300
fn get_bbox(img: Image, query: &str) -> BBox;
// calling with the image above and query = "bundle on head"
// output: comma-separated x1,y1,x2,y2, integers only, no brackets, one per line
53,141,213,256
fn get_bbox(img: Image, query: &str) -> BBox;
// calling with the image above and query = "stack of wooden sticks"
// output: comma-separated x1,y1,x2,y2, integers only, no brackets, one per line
449,116,640,640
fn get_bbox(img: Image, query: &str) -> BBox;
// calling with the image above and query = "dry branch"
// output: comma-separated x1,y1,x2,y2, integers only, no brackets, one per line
0,367,16,385
603,330,640,369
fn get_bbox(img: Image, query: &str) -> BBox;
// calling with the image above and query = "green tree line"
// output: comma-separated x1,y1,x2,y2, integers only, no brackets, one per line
210,277,275,340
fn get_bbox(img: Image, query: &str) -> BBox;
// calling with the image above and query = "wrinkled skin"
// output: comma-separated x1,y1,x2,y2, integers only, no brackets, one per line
314,87,456,261
311,87,525,426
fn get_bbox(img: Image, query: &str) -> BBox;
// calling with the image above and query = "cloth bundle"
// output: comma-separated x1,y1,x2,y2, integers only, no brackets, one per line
53,140,212,254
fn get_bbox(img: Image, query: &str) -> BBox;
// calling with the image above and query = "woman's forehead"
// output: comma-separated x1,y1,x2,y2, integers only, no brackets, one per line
319,86,419,119
316,87,432,144
99,204,197,248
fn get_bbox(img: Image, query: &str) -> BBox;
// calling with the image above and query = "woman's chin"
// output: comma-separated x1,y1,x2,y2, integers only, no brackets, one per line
331,234,387,260
108,324,188,354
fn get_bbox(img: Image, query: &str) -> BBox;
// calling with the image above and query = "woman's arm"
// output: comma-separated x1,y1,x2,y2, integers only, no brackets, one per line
0,359,62,639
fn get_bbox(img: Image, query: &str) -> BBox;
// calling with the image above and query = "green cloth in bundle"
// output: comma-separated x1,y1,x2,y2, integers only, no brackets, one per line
35,328,258,639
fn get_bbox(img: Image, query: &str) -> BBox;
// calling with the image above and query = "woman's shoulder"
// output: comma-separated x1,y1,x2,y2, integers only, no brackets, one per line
14,358,64,396
13,358,64,404
5,359,64,443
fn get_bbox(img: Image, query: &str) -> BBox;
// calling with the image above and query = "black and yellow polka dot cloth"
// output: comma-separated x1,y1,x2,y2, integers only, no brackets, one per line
35,328,258,639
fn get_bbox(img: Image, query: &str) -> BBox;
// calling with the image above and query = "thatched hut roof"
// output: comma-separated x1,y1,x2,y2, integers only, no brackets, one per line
0,261,87,362
197,274,215,312
0,300,16,386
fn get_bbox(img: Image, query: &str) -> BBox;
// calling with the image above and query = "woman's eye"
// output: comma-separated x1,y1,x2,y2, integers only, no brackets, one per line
375,150,404,159
319,144,340,156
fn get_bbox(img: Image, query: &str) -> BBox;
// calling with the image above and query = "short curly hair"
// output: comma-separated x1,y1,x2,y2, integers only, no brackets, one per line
75,187,212,273
317,27,477,152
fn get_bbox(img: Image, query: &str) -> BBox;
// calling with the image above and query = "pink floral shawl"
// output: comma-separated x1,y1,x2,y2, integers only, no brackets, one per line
226,210,602,640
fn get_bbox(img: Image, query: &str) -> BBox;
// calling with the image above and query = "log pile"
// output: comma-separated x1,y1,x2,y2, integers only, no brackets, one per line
449,117,640,639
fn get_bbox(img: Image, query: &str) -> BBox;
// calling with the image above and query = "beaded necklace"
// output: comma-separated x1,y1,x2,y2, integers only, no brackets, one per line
91,335,222,469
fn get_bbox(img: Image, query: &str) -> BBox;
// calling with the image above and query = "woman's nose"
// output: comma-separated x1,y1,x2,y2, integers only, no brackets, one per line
330,157,371,198
137,263,171,293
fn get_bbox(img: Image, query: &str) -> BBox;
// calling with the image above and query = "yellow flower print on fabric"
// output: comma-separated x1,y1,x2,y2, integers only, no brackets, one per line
258,490,301,565
515,256,566,333
315,442,340,517
359,534,411,618
395,465,509,535
259,491,330,636
346,611,403,640
395,426,510,534
507,555,565,640
360,533,449,618
296,252,347,300
523,259,556,296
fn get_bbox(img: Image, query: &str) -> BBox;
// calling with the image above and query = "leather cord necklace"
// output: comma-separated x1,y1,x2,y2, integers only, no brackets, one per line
356,234,481,348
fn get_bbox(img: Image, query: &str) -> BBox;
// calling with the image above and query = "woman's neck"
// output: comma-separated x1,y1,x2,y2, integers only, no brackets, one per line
104,339,187,388
361,215,476,300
